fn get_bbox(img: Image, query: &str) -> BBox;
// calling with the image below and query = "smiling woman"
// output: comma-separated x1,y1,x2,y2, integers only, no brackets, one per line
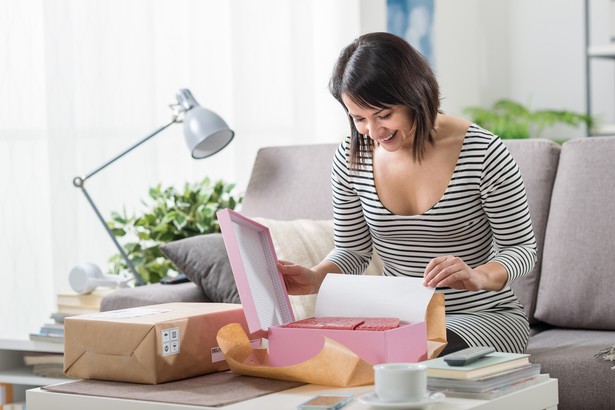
343,101,414,148
277,32,538,356
330,32,439,164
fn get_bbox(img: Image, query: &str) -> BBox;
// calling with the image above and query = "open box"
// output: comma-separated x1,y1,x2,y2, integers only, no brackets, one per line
217,208,436,367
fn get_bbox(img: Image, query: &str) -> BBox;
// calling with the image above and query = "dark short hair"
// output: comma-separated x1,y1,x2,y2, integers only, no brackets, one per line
329,32,440,166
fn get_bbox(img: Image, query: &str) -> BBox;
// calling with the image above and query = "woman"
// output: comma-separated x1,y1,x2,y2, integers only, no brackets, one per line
277,32,537,354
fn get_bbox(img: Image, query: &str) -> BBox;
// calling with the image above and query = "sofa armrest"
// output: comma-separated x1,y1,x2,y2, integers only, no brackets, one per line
100,282,210,312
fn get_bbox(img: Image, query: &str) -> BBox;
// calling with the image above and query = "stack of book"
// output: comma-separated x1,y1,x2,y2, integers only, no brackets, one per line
23,351,65,378
0,402,26,410
423,351,547,399
1,382,13,406
28,289,111,344
28,317,65,344
56,289,112,315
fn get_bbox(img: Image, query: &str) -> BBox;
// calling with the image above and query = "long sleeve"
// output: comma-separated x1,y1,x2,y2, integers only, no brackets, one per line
480,137,537,286
325,140,373,275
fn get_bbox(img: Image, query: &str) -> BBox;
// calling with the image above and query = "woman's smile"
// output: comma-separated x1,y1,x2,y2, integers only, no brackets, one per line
379,130,397,143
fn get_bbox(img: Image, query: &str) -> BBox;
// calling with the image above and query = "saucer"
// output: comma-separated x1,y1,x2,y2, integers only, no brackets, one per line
358,392,445,409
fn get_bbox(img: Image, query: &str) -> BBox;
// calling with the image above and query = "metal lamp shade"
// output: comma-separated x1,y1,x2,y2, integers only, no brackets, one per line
184,106,235,159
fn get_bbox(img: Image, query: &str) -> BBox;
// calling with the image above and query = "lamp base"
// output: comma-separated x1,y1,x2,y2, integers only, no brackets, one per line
69,263,131,294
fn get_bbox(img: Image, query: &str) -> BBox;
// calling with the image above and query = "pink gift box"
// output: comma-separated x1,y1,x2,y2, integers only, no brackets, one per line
217,209,428,367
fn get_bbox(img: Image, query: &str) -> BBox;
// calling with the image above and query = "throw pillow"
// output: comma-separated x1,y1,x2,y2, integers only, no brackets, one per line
160,233,240,303
253,218,335,268
253,218,333,320
253,217,383,276
533,138,615,329
253,218,383,319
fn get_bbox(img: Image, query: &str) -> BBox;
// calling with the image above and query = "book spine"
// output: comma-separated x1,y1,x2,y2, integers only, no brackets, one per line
441,374,549,400
39,326,64,335
0,383,14,405
29,333,65,343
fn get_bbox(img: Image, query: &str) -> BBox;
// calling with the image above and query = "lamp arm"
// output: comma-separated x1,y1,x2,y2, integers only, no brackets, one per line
81,118,177,182
72,117,178,286
78,186,145,286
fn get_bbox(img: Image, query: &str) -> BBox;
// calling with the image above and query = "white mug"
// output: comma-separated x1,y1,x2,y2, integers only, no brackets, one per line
374,362,427,403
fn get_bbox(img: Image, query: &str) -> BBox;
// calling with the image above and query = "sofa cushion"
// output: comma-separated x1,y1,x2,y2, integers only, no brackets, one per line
241,144,338,220
160,233,240,303
503,139,561,325
534,137,615,329
100,282,209,312
253,218,332,320
253,217,384,275
527,328,615,410
253,218,384,319
253,218,335,269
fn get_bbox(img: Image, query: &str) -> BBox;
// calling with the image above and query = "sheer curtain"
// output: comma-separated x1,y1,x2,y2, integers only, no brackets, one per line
0,0,384,334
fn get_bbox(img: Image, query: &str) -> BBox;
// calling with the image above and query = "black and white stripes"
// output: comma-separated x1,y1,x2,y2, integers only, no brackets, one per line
325,125,537,353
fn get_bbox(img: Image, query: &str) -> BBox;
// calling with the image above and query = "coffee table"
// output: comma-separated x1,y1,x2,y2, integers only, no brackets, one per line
27,378,557,409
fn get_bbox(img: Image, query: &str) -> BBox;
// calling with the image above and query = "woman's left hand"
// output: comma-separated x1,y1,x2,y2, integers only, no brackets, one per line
423,255,483,291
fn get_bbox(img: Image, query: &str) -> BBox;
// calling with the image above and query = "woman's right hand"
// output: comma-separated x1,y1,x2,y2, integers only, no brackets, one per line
277,260,324,295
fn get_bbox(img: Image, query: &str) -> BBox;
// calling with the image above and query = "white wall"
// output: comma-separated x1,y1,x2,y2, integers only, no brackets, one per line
436,0,612,139
587,0,615,127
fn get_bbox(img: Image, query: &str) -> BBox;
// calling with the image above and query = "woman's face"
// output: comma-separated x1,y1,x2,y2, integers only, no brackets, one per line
342,94,415,152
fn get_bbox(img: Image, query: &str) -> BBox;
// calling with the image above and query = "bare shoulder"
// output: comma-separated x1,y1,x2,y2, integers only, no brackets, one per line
434,114,471,147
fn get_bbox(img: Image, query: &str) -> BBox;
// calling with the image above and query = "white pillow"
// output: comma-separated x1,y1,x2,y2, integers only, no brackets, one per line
253,218,383,319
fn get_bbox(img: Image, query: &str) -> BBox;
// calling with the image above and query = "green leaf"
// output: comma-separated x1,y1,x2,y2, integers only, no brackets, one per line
109,227,127,237
106,178,243,284
463,99,595,139
109,211,130,224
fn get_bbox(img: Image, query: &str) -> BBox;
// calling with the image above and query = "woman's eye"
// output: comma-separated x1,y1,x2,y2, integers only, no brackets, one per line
352,117,364,123
378,113,392,120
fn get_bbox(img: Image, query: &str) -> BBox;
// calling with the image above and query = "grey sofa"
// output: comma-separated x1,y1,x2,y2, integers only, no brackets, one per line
102,138,615,410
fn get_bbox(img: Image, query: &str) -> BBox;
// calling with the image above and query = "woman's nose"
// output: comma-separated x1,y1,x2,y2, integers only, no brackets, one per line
366,121,383,139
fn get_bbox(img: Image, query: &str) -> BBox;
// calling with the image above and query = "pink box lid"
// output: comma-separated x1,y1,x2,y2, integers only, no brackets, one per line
217,208,295,334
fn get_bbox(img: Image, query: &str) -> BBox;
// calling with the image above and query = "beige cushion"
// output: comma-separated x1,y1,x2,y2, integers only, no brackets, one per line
254,218,383,320
534,137,615,329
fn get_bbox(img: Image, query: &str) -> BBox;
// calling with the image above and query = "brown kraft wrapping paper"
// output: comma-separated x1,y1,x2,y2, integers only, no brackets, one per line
216,293,447,387
217,323,374,387
426,293,448,359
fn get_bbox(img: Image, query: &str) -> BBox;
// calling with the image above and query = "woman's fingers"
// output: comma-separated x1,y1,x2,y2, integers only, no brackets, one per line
423,255,455,286
277,261,316,295
424,256,479,290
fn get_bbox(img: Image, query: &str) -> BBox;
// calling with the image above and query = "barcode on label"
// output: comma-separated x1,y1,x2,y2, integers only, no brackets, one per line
161,327,180,356
211,346,224,362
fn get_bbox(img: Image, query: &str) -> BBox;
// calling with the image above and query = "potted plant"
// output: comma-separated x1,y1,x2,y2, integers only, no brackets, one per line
463,99,594,140
106,177,242,283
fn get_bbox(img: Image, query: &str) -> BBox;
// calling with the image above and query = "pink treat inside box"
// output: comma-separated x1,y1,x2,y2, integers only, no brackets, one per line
216,208,432,367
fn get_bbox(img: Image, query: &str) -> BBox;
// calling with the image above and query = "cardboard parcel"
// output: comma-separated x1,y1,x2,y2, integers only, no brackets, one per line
216,209,447,387
64,302,250,384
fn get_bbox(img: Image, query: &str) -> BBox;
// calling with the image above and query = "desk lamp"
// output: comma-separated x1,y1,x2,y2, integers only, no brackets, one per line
70,89,234,293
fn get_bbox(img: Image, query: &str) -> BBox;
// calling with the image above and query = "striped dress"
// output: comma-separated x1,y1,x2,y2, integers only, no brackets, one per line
325,125,537,353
